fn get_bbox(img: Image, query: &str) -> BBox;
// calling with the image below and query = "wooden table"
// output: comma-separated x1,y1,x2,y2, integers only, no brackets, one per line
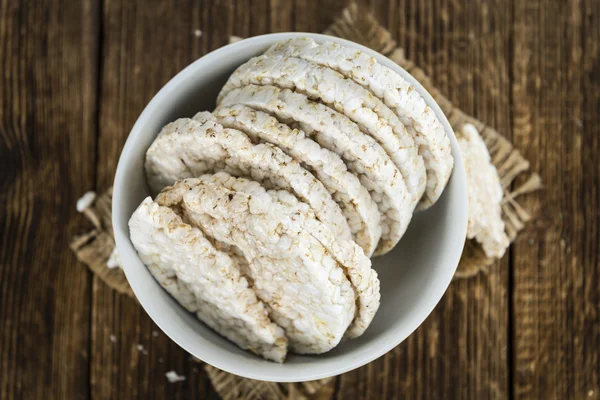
1,1,598,399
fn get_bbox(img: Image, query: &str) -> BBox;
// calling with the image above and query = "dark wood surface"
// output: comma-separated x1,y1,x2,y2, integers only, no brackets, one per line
1,1,598,399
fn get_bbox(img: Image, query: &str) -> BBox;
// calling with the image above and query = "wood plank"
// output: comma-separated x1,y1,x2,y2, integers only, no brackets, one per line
92,1,213,398
511,0,600,398
0,0,99,399
337,1,512,398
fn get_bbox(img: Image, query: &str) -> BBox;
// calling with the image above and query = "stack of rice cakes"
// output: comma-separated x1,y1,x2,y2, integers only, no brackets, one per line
129,37,454,362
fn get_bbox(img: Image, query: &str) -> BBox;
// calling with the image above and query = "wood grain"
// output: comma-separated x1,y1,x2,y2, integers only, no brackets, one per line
511,0,600,398
91,1,212,398
0,0,99,398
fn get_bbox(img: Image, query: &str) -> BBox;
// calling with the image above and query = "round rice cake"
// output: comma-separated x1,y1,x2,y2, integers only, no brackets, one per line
188,172,380,338
265,37,454,209
207,104,382,257
458,123,509,258
219,84,409,255
218,54,426,210
144,117,352,241
163,176,357,354
129,197,287,362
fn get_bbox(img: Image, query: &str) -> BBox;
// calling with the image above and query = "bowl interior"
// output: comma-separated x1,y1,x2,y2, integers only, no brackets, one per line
113,32,467,382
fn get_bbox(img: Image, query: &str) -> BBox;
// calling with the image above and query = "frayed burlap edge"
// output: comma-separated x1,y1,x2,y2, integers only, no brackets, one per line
69,188,134,297
326,3,542,279
69,3,541,399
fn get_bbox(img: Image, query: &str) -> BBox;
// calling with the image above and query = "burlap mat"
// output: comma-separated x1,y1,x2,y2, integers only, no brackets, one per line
70,3,541,399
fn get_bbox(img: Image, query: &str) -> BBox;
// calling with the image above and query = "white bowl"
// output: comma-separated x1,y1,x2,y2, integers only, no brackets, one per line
113,32,467,382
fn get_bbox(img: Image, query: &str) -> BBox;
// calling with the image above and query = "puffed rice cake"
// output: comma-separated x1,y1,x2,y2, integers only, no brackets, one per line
458,123,509,258
191,172,380,338
164,176,357,354
144,117,352,242
129,197,288,362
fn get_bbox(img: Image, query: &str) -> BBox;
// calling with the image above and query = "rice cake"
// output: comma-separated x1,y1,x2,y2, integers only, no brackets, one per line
161,176,357,353
458,123,509,258
129,197,287,362
189,172,381,338
144,117,352,242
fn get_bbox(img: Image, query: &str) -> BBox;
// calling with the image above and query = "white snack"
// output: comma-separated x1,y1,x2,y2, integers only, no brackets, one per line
144,117,352,241
191,172,380,338
207,105,381,256
458,124,509,258
76,191,96,212
265,37,454,208
129,197,287,362
165,370,186,383
165,176,357,353
218,54,426,210
219,84,409,255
